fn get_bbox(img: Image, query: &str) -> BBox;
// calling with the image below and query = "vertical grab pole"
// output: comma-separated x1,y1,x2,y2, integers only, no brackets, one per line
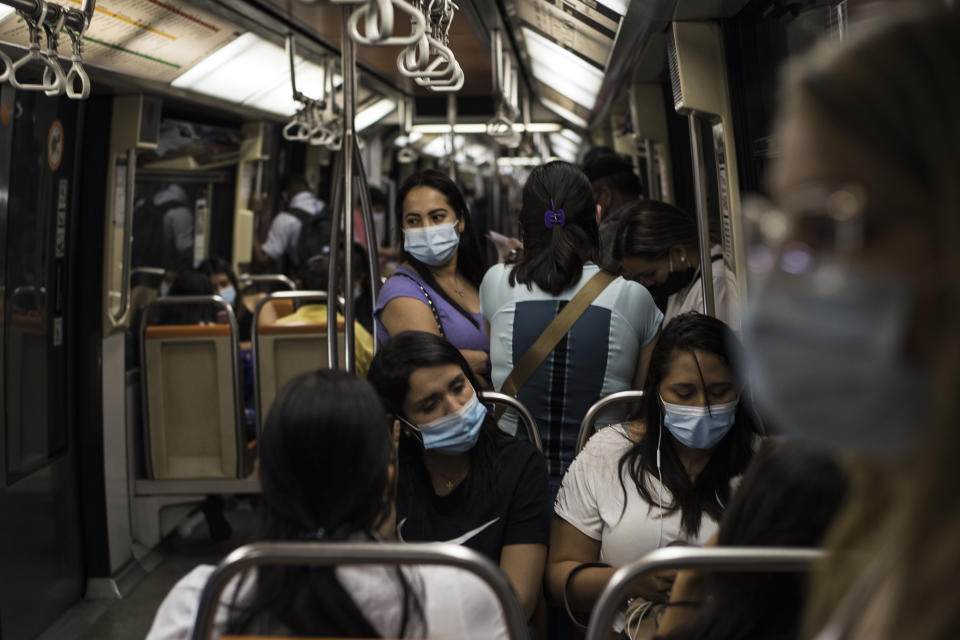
327,144,345,369
353,142,382,352
687,114,716,317
447,93,456,180
341,8,357,373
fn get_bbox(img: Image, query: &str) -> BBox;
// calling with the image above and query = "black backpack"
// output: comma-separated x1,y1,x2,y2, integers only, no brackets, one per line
286,207,332,275
132,195,193,271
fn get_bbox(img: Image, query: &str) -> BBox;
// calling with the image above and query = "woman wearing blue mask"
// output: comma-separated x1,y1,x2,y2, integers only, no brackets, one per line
375,171,490,382
546,312,757,626
368,331,551,621
198,256,252,343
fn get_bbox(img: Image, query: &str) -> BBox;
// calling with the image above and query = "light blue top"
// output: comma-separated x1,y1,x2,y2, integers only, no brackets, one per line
480,263,662,482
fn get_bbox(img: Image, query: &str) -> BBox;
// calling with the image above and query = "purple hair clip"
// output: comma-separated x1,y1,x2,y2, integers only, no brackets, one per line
544,199,566,229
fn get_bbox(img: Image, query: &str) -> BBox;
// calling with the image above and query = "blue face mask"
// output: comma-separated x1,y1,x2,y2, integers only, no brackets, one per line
739,264,926,458
660,395,738,450
403,221,459,266
407,390,487,454
218,285,237,306
159,282,170,298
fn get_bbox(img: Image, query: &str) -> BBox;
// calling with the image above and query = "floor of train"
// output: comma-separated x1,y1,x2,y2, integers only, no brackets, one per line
40,500,261,640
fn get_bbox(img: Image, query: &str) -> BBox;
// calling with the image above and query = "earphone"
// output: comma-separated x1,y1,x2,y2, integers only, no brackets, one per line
656,419,664,548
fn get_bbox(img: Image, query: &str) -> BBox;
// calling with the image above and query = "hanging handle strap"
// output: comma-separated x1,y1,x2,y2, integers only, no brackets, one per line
496,270,615,419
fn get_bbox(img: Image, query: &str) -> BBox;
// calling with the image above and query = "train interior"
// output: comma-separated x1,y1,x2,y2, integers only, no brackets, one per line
0,0,864,638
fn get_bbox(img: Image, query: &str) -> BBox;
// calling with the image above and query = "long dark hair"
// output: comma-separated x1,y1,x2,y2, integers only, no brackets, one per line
395,170,487,328
612,200,722,262
658,439,847,640
158,270,216,325
618,312,757,537
509,161,602,295
227,370,424,637
367,331,502,502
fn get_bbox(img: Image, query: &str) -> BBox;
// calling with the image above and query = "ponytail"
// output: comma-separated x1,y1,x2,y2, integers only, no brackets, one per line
509,161,602,295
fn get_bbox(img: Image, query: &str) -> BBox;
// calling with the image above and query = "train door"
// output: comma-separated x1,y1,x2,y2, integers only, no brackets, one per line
0,86,84,639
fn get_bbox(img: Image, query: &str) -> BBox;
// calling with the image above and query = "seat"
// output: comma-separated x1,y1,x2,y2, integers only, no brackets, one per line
141,297,244,480
191,542,529,640
575,390,646,454
253,292,347,433
480,391,543,452
584,546,825,640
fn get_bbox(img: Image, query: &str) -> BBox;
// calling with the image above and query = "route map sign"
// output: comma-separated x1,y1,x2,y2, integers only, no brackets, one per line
0,0,238,84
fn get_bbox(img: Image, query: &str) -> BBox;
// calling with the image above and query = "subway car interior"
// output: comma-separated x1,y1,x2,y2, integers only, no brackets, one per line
0,0,957,638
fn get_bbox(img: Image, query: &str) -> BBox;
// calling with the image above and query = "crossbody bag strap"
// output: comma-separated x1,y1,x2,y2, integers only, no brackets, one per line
392,271,446,339
496,270,616,418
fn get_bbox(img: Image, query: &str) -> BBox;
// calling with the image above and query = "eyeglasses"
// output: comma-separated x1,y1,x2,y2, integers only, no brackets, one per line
742,183,867,276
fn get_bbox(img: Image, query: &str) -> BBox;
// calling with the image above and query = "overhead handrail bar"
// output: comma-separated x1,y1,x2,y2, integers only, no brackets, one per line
251,290,330,433
190,542,529,640
585,546,825,640
576,390,646,454
139,294,244,480
480,391,543,452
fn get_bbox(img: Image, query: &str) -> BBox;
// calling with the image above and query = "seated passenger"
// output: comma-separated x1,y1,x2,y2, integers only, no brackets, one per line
367,331,551,619
480,160,662,493
198,257,253,343
274,256,374,378
654,439,847,640
155,270,216,325
145,369,508,640
546,313,757,623
612,201,740,330
375,170,490,383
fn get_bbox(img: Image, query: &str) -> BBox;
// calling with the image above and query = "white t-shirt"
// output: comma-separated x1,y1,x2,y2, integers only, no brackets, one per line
664,246,740,332
554,425,718,567
144,562,508,640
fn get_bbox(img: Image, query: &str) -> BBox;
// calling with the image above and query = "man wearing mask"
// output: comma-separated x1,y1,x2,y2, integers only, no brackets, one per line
253,174,328,277
582,151,643,271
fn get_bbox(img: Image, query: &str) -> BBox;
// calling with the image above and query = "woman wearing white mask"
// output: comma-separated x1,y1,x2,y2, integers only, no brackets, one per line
368,331,551,621
546,313,758,628
741,8,960,639
375,171,490,381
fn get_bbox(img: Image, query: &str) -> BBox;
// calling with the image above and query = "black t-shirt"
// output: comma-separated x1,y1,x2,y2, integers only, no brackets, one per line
397,435,551,563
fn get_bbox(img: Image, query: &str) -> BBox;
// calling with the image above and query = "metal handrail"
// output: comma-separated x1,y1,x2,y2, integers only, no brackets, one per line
190,542,529,640
251,290,331,434
480,391,542,453
139,295,243,479
112,149,136,323
238,273,297,291
576,390,645,454
585,546,825,640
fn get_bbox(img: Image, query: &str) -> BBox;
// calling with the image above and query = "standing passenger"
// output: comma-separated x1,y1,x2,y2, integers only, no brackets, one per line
368,331,550,620
253,174,328,277
480,161,662,492
375,170,490,382
736,8,960,639
612,200,740,330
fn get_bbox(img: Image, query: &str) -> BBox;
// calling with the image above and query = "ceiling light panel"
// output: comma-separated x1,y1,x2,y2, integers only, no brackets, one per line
540,98,589,128
356,98,397,131
172,33,328,117
522,27,604,110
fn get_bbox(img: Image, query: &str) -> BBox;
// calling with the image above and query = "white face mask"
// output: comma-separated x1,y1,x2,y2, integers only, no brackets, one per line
403,221,459,266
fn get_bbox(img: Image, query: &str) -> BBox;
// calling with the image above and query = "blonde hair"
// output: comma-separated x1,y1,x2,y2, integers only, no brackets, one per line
778,7,960,639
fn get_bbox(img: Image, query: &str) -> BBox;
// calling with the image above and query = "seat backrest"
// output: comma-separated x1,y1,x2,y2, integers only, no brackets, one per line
585,546,825,640
575,390,646,454
480,391,543,452
190,542,529,640
255,321,347,430
143,324,240,479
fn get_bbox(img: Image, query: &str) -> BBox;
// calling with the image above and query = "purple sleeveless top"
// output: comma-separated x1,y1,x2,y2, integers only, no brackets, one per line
375,266,489,353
